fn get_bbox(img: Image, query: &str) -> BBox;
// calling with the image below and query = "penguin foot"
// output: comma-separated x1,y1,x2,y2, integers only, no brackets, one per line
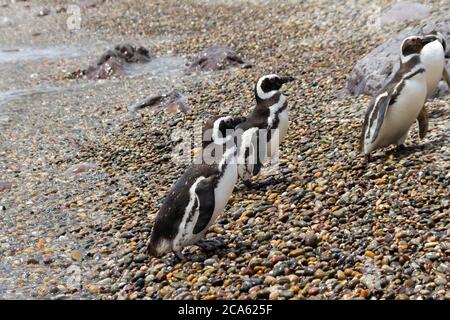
242,180,254,189
168,250,185,264
196,238,226,251
396,144,406,152
364,154,372,164
242,176,290,190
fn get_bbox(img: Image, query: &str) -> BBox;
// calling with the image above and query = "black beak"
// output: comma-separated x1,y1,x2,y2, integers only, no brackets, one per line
280,76,295,84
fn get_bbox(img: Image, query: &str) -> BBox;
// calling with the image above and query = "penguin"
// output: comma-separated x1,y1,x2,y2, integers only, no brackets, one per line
421,32,448,97
148,116,243,259
236,74,294,188
360,35,436,162
416,32,449,139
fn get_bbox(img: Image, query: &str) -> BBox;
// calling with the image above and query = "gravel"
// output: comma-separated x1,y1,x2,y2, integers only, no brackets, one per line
0,0,448,300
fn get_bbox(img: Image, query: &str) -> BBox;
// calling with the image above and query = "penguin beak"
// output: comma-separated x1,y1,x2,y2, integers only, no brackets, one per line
280,76,295,84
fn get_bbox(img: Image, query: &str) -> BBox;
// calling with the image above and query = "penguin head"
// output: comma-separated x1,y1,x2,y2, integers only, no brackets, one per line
400,35,437,63
212,116,244,145
255,74,295,101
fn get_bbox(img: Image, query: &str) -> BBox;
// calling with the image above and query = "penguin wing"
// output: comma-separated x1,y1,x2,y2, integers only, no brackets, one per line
192,175,216,234
417,105,429,139
361,90,394,149
152,164,217,240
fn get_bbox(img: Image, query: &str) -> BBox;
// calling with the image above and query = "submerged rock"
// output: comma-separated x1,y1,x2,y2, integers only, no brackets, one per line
347,17,449,97
188,45,251,73
128,91,190,114
86,44,153,80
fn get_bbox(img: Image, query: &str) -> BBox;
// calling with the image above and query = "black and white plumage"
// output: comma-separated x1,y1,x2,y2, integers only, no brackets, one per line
148,116,243,259
414,32,449,139
360,36,436,162
421,32,448,97
236,74,294,187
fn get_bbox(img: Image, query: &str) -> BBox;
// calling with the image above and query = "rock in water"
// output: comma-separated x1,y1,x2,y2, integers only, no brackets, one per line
128,90,190,114
379,2,430,26
86,43,153,80
188,45,251,73
347,17,449,97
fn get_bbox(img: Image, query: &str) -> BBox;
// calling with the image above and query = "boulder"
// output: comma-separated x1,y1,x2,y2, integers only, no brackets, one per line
188,45,251,73
347,16,449,98
379,2,430,26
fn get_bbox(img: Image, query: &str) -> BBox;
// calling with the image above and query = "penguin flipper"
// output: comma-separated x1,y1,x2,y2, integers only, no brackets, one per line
361,92,391,148
192,176,216,235
417,105,429,139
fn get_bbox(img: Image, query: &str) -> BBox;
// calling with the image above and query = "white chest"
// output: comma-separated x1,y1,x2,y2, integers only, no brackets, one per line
378,75,427,145
421,41,445,97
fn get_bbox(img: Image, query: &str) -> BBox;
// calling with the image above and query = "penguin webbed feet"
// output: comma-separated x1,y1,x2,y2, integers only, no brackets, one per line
396,144,406,152
168,250,186,265
364,154,372,164
196,238,227,251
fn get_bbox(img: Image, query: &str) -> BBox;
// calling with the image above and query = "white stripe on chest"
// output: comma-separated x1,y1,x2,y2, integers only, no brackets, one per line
267,95,288,158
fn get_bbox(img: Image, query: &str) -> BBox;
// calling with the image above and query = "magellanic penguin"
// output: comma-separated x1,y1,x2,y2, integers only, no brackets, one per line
360,36,436,162
148,116,243,259
236,74,294,188
415,32,449,139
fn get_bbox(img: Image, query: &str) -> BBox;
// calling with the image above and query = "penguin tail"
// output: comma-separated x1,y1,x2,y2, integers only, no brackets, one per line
147,236,172,257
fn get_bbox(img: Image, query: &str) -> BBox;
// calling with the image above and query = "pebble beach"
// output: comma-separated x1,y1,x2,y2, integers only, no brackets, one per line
0,0,448,300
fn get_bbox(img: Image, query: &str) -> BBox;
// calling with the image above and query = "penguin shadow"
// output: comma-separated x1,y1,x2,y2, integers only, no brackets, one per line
367,140,441,164
166,237,229,265
237,175,294,191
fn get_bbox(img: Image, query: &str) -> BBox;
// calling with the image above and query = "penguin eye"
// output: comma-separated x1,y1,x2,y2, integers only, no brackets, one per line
225,118,232,125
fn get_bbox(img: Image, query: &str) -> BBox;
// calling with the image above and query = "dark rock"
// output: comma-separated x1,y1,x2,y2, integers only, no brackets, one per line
188,45,251,73
128,91,190,114
135,278,145,288
347,16,449,97
304,232,318,247
37,8,50,17
87,43,153,80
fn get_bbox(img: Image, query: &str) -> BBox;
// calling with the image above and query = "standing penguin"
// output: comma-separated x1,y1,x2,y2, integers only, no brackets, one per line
148,116,242,259
360,36,436,162
416,32,449,139
236,74,294,188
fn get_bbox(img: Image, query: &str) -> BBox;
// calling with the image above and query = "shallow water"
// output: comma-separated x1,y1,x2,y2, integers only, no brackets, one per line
0,46,93,63
0,86,65,106
0,50,187,107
